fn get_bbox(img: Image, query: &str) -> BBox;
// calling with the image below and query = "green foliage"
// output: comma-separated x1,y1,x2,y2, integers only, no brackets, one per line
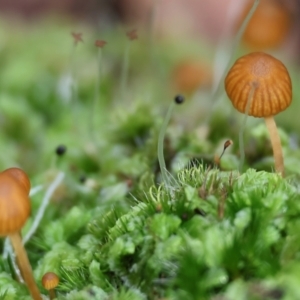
0,273,29,299
85,167,300,299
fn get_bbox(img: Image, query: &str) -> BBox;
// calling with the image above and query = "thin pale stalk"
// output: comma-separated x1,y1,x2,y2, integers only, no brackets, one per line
264,116,284,176
2,239,23,282
238,83,256,173
23,172,65,245
157,102,175,189
205,0,260,123
148,0,158,65
70,45,78,113
9,232,42,300
120,41,131,101
90,48,102,139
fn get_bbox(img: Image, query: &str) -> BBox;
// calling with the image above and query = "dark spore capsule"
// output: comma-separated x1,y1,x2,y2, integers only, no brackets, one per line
174,94,185,104
55,145,67,156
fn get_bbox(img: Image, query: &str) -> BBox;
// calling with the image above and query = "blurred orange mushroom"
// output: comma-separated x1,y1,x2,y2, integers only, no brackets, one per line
0,168,41,300
239,0,292,49
171,60,212,95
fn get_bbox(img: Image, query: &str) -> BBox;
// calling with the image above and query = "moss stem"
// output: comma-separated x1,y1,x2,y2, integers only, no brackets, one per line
120,41,131,101
70,44,78,117
23,172,65,245
238,83,256,173
264,116,284,176
90,48,102,140
206,0,260,123
157,101,175,188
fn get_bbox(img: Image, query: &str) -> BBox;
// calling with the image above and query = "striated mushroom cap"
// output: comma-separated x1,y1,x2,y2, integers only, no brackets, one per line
0,168,31,236
225,52,292,118
5,168,31,194
42,272,59,290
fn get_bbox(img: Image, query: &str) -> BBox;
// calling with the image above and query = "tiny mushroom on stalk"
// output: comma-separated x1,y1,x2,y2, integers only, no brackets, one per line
42,272,59,299
0,168,42,300
225,52,292,176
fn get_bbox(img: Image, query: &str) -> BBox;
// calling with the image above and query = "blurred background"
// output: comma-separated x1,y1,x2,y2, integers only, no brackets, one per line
1,0,299,50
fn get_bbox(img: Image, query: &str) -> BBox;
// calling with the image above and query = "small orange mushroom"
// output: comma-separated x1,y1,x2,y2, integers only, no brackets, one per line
42,272,59,299
0,168,41,300
225,52,292,176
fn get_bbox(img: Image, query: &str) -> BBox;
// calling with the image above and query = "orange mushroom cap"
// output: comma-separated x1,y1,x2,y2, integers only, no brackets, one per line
239,0,292,50
4,168,31,194
172,60,212,94
42,272,59,290
225,52,292,117
0,168,31,236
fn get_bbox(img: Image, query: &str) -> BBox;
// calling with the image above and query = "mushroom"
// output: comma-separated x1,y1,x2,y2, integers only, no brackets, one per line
6,167,31,193
0,168,42,300
225,52,292,176
42,272,59,299
239,0,292,50
172,60,212,95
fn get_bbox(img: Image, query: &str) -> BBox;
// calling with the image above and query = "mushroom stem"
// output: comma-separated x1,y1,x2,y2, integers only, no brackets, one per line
9,232,42,300
264,116,284,176
49,289,56,300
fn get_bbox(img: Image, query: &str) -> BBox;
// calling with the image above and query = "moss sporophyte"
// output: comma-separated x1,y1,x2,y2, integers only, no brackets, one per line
157,95,185,190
